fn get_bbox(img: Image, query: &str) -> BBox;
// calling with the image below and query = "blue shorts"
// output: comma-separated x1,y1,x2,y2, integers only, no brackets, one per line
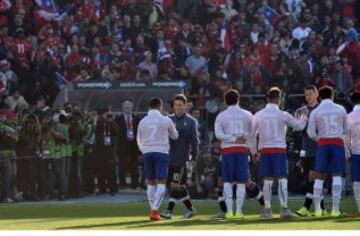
143,152,169,180
221,153,249,183
260,154,288,177
351,155,360,182
315,144,345,173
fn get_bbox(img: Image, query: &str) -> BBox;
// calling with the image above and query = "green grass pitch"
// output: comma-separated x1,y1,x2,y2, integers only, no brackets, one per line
0,198,359,230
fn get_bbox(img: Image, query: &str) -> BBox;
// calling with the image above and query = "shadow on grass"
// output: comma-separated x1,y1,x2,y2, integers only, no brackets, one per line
56,216,359,230
0,204,152,220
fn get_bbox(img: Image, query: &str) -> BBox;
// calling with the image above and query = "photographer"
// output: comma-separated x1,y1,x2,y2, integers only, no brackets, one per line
0,111,18,203
68,111,86,198
16,113,41,201
196,147,219,199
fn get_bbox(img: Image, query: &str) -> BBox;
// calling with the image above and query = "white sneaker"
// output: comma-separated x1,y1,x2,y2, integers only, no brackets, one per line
3,198,15,203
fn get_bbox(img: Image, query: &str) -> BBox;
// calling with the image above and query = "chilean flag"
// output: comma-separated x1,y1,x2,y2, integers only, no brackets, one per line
91,0,101,22
262,6,280,26
0,0,12,25
35,0,57,13
0,0,12,12
220,20,231,53
55,71,69,88
35,0,62,21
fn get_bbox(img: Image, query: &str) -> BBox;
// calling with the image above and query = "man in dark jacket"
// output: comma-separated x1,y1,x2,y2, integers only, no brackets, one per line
94,110,118,195
0,112,17,203
116,101,141,189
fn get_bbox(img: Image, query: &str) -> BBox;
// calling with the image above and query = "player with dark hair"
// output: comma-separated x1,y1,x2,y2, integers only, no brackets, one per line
307,86,348,217
137,97,179,221
347,92,360,216
160,94,199,219
254,87,306,218
212,90,265,218
295,86,327,217
214,89,257,219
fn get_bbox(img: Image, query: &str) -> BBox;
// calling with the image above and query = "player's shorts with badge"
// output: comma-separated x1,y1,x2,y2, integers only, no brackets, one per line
259,148,288,177
168,165,187,185
221,147,250,183
315,138,345,173
351,154,360,182
143,152,169,180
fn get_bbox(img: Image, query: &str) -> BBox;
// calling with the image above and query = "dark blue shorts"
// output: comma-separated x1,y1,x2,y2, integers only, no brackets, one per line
315,144,345,173
260,154,288,177
221,153,249,183
143,152,169,180
351,155,360,182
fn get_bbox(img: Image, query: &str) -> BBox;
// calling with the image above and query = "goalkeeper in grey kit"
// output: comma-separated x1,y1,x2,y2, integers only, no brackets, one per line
160,94,199,219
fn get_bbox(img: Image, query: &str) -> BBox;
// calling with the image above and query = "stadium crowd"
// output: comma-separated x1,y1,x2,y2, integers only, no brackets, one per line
0,0,360,202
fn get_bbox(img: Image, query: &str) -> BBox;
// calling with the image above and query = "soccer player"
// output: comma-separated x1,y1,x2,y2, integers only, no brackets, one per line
347,92,360,216
254,87,306,218
214,89,257,219
160,94,199,219
137,97,179,221
295,86,326,217
307,86,348,217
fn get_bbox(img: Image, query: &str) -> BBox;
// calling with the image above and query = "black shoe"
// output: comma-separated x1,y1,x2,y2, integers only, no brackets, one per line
29,195,40,201
58,195,66,201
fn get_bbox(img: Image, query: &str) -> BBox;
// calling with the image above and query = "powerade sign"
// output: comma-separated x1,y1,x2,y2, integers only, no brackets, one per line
75,82,113,89
74,81,187,90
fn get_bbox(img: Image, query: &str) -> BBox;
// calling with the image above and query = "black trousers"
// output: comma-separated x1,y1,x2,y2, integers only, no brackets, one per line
118,152,139,188
17,158,39,199
94,147,117,193
69,153,84,197
38,159,52,198
52,158,68,197
83,146,95,193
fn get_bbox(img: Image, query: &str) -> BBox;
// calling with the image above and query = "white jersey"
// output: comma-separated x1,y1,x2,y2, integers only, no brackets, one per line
214,105,256,154
307,99,348,142
347,105,360,155
254,103,305,150
137,109,178,154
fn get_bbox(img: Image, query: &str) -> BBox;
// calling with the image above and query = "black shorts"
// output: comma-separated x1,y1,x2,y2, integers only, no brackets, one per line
302,156,315,175
217,161,222,178
167,166,187,185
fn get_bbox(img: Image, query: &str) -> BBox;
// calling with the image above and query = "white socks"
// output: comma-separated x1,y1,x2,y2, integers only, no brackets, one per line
223,183,246,214
223,182,233,214
314,177,343,212
353,182,360,212
263,179,273,209
236,183,246,214
153,184,166,210
332,176,342,212
262,179,287,209
278,179,288,208
313,179,324,212
147,185,156,209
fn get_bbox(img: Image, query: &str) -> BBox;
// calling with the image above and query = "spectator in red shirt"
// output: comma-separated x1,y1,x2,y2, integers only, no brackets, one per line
66,44,83,81
256,32,271,66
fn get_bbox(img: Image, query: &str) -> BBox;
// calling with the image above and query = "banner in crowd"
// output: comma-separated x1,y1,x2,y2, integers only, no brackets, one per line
73,80,188,90
53,80,187,112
